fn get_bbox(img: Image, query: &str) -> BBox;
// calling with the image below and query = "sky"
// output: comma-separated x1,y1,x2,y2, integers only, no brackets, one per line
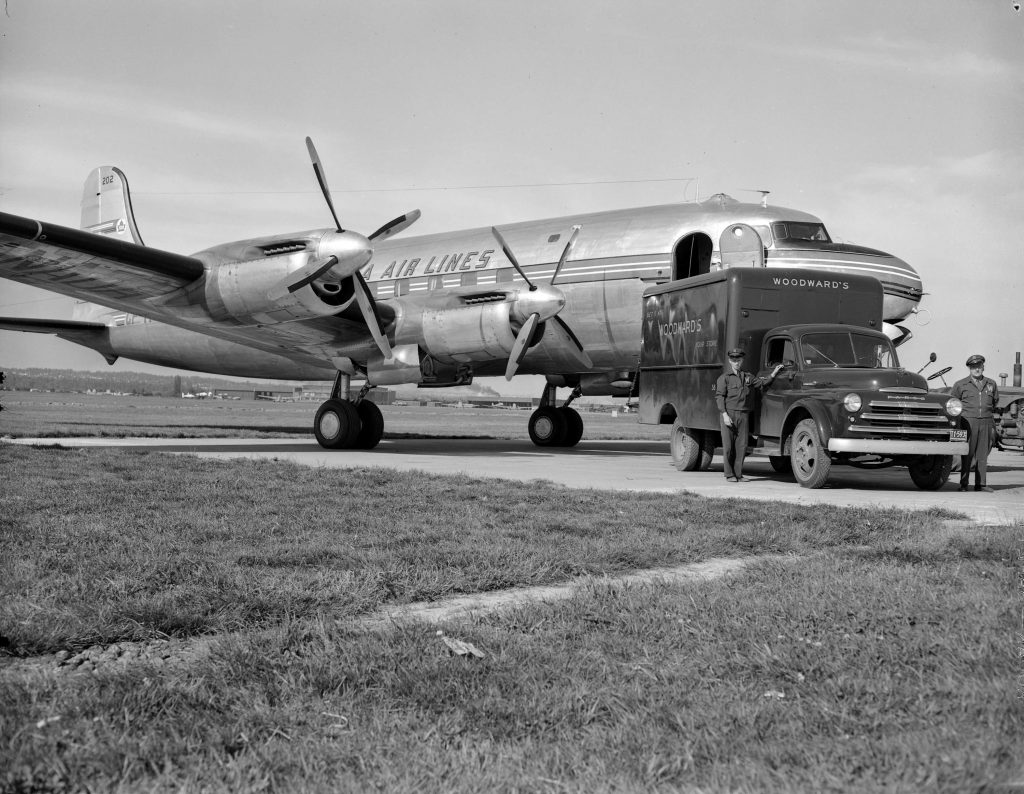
1,0,1022,394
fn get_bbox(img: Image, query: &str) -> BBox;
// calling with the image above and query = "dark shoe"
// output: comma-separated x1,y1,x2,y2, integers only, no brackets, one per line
975,485,994,492
958,485,969,492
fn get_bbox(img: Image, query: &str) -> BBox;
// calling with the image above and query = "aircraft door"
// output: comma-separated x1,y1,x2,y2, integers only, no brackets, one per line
719,223,764,269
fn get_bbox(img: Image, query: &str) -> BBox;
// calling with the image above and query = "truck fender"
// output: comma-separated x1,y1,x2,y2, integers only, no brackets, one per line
780,400,833,454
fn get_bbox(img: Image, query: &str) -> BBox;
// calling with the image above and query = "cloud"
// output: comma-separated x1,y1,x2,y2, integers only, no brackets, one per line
777,34,1019,84
0,76,292,144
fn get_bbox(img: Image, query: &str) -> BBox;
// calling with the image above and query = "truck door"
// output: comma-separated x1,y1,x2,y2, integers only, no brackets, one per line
759,335,797,438
720,223,765,269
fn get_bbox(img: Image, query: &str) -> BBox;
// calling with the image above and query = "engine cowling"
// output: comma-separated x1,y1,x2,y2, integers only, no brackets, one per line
196,229,371,325
393,300,519,363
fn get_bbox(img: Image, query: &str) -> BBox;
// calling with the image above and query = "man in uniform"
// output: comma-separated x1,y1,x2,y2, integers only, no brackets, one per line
715,348,784,482
951,354,998,492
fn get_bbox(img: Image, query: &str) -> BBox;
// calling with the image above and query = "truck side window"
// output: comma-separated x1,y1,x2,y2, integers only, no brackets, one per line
766,338,796,368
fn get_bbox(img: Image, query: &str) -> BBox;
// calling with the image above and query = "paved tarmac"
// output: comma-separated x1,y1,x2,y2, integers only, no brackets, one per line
9,436,1024,525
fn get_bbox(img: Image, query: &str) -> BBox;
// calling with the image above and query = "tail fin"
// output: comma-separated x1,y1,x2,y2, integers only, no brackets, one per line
80,166,146,245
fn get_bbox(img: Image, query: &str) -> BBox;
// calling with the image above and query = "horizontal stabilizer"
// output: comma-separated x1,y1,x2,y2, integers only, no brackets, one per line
0,316,118,364
0,317,108,334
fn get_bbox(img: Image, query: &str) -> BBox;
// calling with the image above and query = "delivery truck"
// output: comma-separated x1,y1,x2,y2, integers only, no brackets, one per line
638,266,968,488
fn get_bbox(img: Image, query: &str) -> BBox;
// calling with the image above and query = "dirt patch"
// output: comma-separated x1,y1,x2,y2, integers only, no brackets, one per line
2,554,781,677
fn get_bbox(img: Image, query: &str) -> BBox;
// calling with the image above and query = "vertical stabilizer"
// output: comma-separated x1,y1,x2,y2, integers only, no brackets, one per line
80,166,146,245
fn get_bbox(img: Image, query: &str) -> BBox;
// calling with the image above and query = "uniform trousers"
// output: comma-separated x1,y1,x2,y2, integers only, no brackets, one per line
720,410,750,479
960,416,994,488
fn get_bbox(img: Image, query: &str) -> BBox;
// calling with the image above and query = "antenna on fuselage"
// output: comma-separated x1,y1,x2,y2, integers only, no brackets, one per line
739,189,771,208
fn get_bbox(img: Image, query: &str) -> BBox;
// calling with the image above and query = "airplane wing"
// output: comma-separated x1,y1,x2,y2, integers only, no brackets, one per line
0,211,205,303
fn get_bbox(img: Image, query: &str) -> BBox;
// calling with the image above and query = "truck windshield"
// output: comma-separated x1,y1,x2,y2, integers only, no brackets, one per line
771,221,831,243
800,332,899,369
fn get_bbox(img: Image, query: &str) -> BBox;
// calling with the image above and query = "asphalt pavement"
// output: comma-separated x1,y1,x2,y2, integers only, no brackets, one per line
8,436,1023,525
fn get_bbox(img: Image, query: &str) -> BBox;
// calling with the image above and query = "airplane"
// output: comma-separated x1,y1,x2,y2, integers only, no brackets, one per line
0,139,924,450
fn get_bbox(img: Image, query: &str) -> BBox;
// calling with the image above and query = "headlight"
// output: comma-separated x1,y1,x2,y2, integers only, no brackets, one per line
946,397,963,417
843,393,862,412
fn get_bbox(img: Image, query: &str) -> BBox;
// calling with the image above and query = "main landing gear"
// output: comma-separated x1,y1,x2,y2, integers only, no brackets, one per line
314,373,385,450
528,383,584,447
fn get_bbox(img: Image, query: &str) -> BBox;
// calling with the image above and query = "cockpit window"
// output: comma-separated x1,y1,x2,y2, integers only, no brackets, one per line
771,221,831,243
800,332,899,369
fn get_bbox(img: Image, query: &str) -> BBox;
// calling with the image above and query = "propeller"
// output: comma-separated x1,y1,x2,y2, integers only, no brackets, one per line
491,224,591,380
270,137,421,360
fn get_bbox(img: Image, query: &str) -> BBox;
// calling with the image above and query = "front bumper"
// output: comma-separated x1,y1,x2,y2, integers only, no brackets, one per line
828,438,968,456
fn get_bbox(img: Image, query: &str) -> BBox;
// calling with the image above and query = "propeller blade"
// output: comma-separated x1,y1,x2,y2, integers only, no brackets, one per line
369,209,421,242
267,255,338,302
353,271,392,360
505,312,540,380
305,136,344,232
549,315,592,370
491,226,535,291
550,225,581,285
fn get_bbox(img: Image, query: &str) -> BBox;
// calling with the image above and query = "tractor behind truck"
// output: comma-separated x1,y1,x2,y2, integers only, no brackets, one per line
638,267,969,489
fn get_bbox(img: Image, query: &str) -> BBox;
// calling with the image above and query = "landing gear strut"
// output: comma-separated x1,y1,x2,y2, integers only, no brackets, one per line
528,384,584,448
313,373,385,450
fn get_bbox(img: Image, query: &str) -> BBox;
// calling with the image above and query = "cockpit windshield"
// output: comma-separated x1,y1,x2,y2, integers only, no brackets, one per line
800,332,899,369
772,221,831,243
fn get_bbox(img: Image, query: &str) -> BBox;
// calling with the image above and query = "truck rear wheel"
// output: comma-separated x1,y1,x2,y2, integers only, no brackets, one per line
791,418,831,489
670,420,712,471
908,455,953,490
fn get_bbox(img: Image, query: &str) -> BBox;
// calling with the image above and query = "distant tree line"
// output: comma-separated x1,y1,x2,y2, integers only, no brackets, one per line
0,367,291,397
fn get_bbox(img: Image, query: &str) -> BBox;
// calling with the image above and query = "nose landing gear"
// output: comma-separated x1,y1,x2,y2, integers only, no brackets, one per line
528,384,585,447
313,373,385,450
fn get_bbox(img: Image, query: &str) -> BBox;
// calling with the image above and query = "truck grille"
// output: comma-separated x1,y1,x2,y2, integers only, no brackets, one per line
849,399,953,439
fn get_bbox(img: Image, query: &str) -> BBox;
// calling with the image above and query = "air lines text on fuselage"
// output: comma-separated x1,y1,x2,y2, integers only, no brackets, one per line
365,249,496,280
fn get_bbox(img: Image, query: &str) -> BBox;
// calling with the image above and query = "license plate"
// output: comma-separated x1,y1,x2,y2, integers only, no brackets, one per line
950,429,968,441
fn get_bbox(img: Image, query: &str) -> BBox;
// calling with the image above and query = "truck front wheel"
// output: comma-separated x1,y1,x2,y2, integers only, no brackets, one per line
908,455,953,490
670,420,712,472
791,418,832,489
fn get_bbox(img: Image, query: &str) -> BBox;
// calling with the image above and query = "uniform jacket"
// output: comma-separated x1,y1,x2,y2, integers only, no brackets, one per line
715,370,776,413
951,376,999,420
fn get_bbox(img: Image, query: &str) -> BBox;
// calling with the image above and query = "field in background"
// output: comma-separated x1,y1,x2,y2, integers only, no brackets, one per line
0,390,667,442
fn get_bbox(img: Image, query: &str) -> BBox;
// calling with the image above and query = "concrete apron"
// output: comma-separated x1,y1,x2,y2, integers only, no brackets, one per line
6,437,1023,526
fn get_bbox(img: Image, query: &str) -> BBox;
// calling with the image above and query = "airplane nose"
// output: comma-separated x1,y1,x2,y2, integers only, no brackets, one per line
879,253,923,323
766,242,922,323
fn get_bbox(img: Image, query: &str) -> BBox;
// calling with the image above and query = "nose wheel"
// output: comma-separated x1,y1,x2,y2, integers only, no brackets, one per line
528,384,585,447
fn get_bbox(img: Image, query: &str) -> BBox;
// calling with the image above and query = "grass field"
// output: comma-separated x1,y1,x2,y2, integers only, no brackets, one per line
0,390,667,442
1,395,1022,792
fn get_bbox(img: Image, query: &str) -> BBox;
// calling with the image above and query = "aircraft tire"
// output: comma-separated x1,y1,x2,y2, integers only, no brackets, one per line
790,418,831,489
529,406,567,447
354,400,385,450
558,407,584,447
908,454,953,491
314,399,361,449
670,419,705,472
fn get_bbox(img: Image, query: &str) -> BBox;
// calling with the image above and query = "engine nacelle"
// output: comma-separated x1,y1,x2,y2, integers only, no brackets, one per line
203,254,356,325
394,301,518,363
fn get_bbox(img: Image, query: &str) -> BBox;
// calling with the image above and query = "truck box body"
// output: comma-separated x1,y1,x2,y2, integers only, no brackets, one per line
639,268,883,428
